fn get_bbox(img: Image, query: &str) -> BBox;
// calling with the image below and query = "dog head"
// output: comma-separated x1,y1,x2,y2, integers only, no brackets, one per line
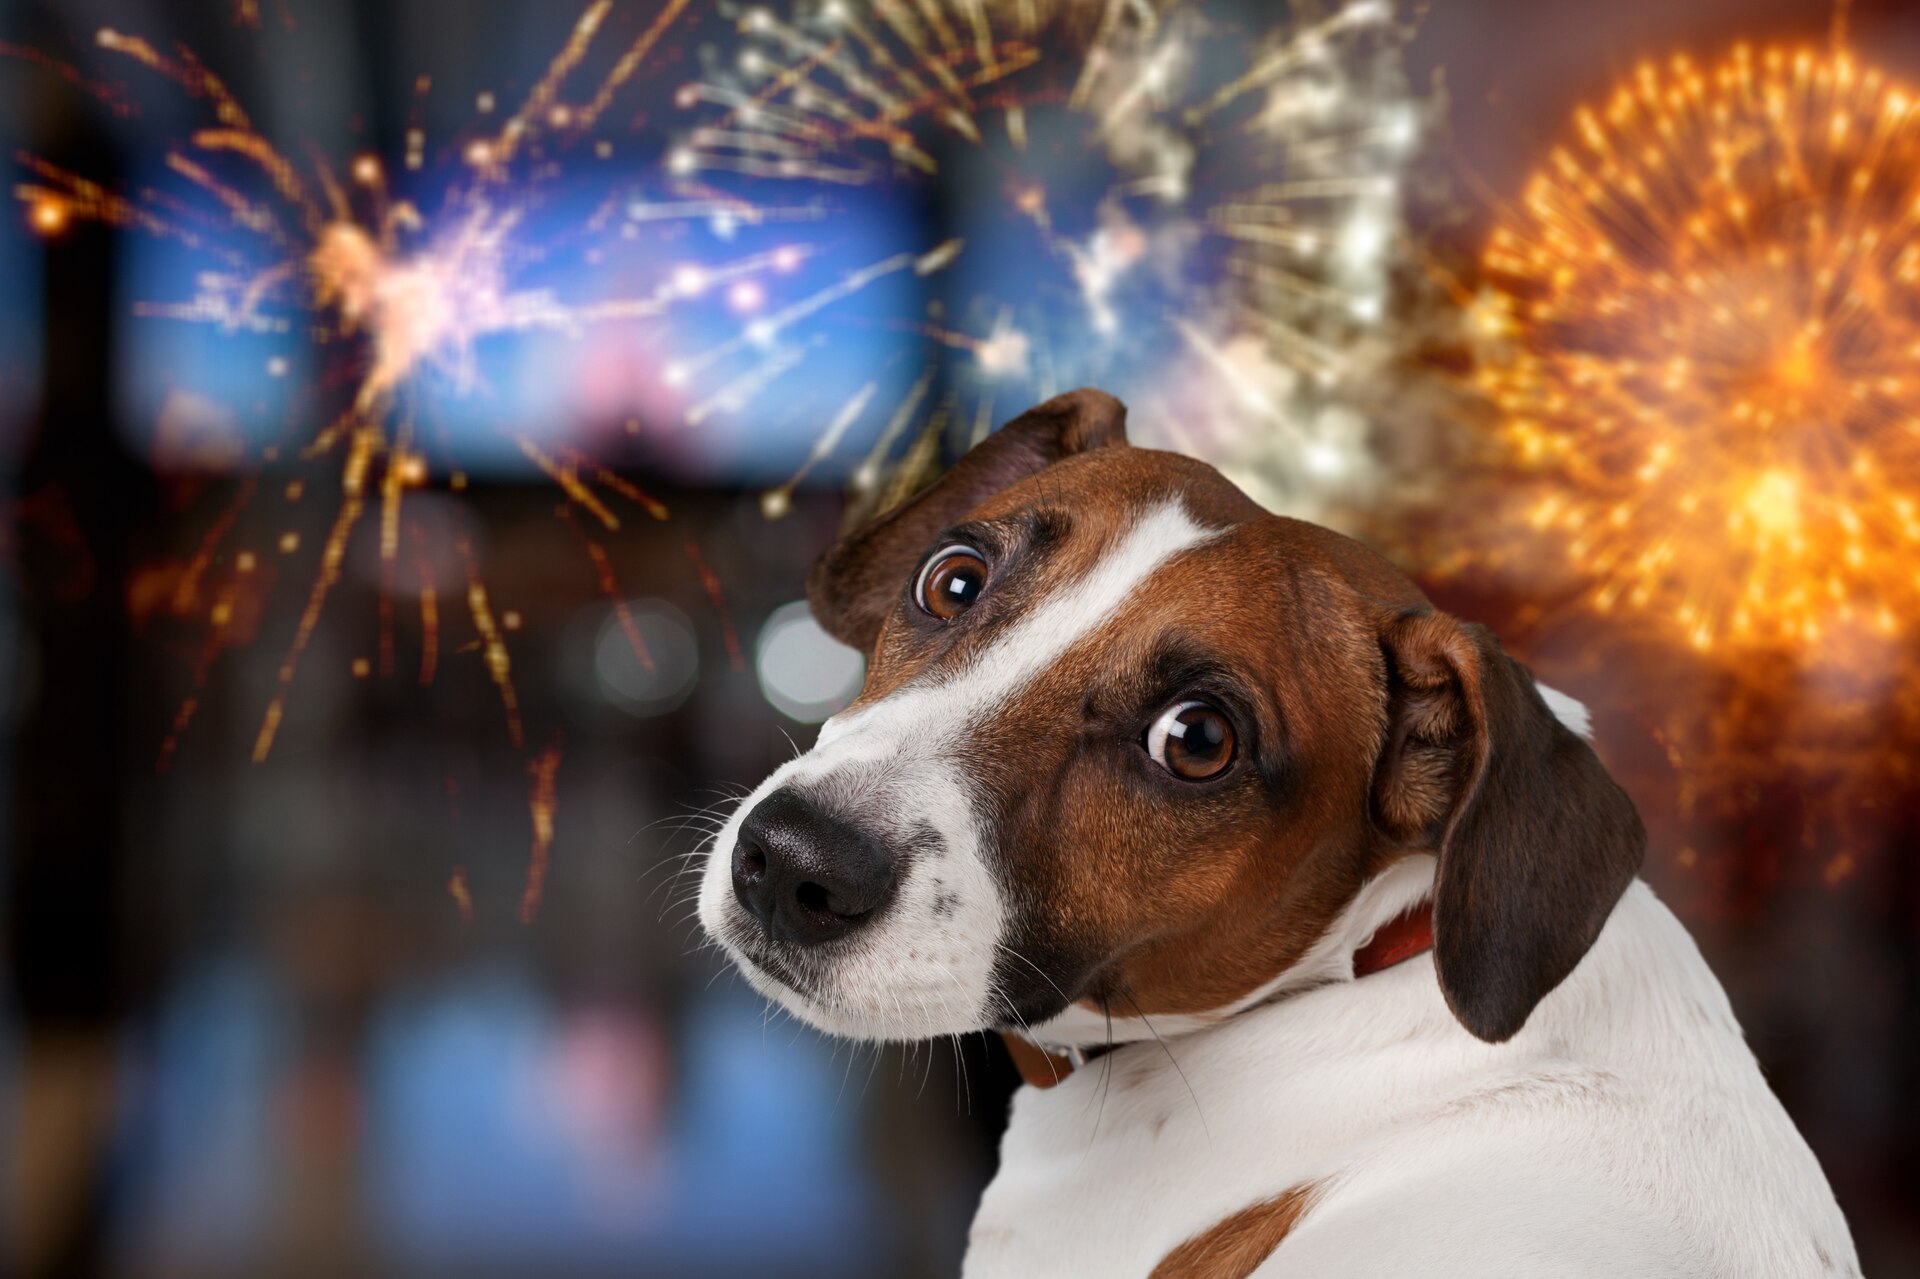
697,390,1644,1046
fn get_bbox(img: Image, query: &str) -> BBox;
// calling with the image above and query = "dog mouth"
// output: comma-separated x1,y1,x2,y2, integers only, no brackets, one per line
729,933,823,1001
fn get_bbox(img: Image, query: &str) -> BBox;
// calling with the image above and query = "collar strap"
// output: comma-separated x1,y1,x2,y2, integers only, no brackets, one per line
1001,900,1434,1089
1351,898,1436,979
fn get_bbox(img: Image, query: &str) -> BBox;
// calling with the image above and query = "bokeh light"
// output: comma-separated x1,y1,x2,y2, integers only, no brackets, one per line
593,599,701,717
754,600,864,723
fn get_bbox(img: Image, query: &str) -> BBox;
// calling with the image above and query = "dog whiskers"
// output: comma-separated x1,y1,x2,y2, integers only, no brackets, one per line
1080,1003,1118,1166
1120,989,1210,1144
991,981,1061,1088
994,941,1072,1010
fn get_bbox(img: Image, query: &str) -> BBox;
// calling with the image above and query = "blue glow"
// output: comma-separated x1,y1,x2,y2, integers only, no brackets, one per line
642,184,931,485
104,958,896,1273
935,80,1242,411
109,961,282,1268
363,968,890,1272
114,156,309,466
110,150,931,483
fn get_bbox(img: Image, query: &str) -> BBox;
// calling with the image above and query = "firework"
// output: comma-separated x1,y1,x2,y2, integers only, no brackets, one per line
7,4,725,770
675,0,1434,524
7,0,1430,911
1452,43,1920,881
1474,44,1920,658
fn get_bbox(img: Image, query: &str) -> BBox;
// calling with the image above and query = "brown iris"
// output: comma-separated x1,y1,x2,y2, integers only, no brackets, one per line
916,547,988,621
1147,701,1236,780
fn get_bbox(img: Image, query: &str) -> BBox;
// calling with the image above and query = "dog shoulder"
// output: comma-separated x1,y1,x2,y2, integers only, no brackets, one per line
1261,1103,1859,1279
1259,1157,1701,1279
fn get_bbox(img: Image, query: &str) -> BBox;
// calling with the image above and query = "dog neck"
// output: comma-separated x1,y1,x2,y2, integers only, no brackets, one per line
1006,856,1439,1087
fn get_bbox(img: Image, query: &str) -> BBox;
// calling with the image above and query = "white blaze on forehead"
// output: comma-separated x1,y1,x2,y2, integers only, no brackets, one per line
948,498,1221,706
820,498,1220,750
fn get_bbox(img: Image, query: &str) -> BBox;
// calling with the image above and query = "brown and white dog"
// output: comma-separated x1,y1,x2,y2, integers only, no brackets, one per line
697,390,1858,1277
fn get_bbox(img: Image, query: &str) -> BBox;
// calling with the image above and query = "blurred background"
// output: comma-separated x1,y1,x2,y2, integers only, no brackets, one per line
3,0,1918,1274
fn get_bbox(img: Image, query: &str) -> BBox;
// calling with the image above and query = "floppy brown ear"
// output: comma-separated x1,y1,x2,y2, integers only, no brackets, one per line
807,388,1129,649
1371,611,1644,1043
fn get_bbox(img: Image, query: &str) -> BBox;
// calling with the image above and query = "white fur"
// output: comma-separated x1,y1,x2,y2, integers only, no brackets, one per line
970,877,1859,1278
697,499,1218,1040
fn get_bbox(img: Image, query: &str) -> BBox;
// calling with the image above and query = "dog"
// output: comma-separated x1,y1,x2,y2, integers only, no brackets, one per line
697,389,1858,1277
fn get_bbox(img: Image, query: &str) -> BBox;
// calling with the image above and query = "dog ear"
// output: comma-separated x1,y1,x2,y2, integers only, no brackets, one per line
807,388,1129,649
1371,611,1644,1043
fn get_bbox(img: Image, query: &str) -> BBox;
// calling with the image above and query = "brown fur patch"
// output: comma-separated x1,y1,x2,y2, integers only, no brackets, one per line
808,388,1128,651
1147,1183,1320,1279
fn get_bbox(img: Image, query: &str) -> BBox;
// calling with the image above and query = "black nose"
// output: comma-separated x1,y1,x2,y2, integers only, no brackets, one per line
732,788,896,947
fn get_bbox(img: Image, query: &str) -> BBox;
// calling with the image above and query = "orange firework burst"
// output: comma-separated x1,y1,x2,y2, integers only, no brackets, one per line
1475,44,1920,657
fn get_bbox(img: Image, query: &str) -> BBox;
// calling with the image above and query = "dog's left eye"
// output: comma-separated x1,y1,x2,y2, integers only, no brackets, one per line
915,546,988,621
1146,701,1236,781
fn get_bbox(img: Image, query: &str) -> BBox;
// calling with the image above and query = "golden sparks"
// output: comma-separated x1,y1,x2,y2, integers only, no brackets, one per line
518,741,563,923
1477,45,1920,656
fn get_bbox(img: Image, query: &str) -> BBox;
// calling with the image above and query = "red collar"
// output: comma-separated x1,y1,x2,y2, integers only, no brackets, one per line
1002,901,1434,1089
1351,899,1436,979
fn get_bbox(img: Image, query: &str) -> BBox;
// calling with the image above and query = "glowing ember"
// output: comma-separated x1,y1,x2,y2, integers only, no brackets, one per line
520,740,563,924
29,197,67,235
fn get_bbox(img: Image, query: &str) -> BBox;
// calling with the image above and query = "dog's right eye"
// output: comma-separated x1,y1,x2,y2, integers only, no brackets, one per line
915,546,988,621
1146,701,1237,781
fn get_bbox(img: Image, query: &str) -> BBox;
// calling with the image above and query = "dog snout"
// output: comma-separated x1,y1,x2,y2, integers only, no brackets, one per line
732,787,896,947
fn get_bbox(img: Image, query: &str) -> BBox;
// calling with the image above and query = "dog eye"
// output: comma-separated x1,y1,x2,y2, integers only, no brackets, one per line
1146,701,1236,781
915,546,988,621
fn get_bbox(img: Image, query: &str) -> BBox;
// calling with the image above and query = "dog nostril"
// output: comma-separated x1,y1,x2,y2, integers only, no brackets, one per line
794,881,830,915
739,843,768,883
